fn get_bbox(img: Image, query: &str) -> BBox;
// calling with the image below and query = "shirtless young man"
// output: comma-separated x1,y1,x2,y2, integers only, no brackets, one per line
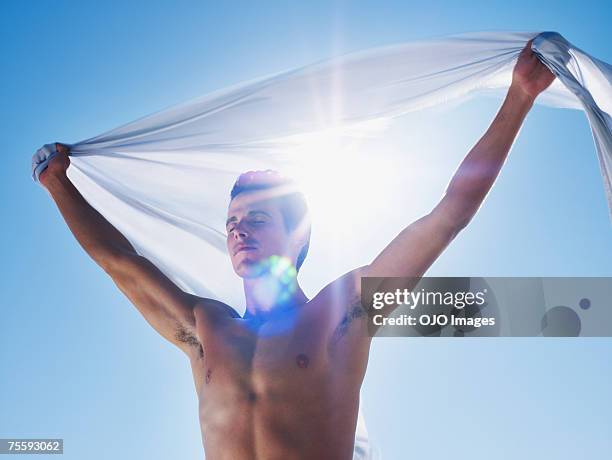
38,42,554,459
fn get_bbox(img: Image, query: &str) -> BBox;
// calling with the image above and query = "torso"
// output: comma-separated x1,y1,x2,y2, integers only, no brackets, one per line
189,270,370,460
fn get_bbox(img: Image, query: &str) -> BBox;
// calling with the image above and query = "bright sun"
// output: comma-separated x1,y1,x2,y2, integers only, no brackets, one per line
278,119,397,228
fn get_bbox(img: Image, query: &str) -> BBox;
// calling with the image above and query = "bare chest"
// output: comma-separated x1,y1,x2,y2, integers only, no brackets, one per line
190,301,368,458
198,313,331,398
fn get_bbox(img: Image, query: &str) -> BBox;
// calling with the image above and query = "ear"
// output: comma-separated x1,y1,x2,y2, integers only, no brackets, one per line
290,219,311,253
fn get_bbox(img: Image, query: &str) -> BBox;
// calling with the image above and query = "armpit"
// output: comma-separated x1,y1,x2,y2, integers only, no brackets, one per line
330,294,368,346
175,324,204,358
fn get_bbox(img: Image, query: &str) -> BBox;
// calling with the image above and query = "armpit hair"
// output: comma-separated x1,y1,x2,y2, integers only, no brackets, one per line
330,294,368,345
175,324,204,358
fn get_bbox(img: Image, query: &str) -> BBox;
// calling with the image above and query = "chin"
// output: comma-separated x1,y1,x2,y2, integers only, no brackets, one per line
234,257,264,279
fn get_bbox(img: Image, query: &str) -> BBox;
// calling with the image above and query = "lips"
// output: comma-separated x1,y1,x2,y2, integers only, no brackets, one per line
234,244,258,256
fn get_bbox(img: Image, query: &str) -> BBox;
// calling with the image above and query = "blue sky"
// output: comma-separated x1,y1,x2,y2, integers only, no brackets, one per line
1,1,611,459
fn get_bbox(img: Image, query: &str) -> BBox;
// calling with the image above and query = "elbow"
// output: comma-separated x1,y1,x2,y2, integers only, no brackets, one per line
447,209,477,238
96,246,138,275
439,187,484,235
453,214,473,234
434,199,476,239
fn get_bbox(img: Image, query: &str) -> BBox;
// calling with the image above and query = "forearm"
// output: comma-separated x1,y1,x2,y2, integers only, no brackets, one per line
440,84,534,227
44,172,135,269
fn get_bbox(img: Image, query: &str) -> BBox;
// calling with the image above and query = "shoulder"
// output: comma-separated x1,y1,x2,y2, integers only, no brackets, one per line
313,266,368,305
193,297,241,320
309,266,372,350
304,267,371,379
177,296,239,359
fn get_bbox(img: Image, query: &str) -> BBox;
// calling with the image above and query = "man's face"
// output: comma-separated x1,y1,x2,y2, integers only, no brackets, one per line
226,190,297,278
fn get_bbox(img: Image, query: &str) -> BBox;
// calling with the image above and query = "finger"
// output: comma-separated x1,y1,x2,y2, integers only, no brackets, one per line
31,144,57,183
55,143,69,155
520,39,535,58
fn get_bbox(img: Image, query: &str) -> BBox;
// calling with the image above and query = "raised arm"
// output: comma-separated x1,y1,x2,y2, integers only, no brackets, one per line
363,40,555,284
39,145,203,357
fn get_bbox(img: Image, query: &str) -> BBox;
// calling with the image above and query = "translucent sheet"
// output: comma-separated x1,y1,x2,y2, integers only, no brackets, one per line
32,31,612,459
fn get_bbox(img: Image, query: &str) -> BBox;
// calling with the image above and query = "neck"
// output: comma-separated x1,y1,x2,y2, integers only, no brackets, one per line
242,272,308,322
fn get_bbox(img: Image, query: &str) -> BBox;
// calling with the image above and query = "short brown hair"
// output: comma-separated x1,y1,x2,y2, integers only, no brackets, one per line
230,170,311,271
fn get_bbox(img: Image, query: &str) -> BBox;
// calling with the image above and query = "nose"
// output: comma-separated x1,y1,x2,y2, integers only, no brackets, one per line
232,221,249,239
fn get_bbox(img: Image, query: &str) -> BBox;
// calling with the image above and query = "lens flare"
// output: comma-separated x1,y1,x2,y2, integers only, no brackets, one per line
252,255,298,309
